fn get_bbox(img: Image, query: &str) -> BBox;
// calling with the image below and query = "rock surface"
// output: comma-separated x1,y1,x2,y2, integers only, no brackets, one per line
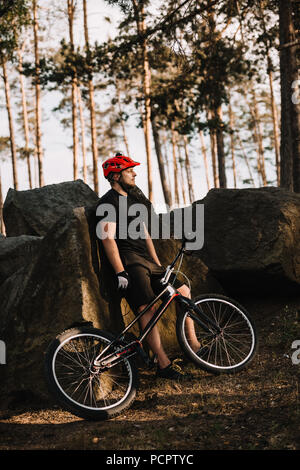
3,179,99,237
0,235,43,284
0,206,109,399
195,187,300,294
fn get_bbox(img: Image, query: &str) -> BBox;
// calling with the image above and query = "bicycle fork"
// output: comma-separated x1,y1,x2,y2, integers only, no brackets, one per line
177,296,222,335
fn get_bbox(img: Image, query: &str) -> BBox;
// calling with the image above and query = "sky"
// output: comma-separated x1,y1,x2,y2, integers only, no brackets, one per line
0,0,278,213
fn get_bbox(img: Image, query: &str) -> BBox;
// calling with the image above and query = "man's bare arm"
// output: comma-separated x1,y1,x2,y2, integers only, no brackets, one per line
144,223,161,266
100,221,125,274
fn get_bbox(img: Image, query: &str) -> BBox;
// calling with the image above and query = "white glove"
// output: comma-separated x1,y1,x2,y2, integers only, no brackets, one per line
116,271,130,290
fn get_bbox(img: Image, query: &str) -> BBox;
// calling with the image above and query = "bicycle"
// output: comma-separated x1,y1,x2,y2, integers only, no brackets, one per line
44,238,258,421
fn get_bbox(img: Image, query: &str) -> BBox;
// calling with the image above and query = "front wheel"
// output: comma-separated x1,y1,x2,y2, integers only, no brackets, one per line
44,327,139,420
176,294,257,374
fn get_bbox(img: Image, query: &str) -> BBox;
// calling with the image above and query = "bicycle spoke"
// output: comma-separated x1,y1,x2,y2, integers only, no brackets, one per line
52,333,133,411
183,297,256,370
57,348,88,370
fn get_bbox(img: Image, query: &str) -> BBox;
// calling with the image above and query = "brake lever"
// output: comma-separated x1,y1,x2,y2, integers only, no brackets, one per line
160,265,172,285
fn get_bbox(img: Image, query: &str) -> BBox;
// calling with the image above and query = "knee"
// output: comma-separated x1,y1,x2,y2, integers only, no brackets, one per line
178,284,191,298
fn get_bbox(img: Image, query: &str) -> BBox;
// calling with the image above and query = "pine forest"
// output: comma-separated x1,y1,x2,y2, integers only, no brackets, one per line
0,0,300,221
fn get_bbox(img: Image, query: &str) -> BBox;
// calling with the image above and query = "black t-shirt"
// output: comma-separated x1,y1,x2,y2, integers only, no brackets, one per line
96,188,154,269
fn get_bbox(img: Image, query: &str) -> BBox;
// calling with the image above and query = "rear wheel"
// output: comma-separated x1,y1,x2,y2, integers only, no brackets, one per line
176,294,257,373
44,327,138,420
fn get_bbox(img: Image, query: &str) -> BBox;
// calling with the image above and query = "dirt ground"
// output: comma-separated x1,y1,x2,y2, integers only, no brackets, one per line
0,295,299,451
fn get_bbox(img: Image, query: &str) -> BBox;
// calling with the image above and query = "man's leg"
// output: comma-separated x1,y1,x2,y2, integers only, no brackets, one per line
138,303,171,369
177,284,201,352
138,284,200,368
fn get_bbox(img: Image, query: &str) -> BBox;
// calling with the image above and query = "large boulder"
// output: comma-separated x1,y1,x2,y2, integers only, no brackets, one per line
0,207,110,400
3,179,99,237
194,187,300,295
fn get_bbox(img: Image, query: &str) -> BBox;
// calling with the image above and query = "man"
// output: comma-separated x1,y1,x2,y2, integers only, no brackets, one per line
96,152,200,380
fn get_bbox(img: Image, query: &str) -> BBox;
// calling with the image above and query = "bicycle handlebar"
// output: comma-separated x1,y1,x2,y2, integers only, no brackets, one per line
160,238,187,285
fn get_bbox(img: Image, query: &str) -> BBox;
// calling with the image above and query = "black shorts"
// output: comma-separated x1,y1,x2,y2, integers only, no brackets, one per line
124,262,183,313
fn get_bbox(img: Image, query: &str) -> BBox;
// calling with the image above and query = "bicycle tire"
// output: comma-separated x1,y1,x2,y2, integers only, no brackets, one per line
176,293,257,374
44,326,139,421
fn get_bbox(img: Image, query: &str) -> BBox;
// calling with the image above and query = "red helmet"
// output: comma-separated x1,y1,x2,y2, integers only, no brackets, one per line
102,153,140,179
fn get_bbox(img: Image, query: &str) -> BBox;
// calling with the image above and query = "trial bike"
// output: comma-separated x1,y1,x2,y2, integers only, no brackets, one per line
44,238,258,421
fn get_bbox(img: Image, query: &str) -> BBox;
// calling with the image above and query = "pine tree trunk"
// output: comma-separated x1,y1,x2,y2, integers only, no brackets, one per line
206,9,226,188
291,83,300,193
77,87,87,183
34,147,38,188
183,135,195,202
116,83,130,156
87,80,98,192
177,142,188,205
207,109,218,187
162,131,172,190
252,88,267,186
83,0,99,194
0,169,5,234
268,66,280,186
140,21,153,202
171,123,179,206
279,0,297,190
228,99,237,188
279,0,300,192
33,0,44,187
2,59,18,190
248,102,263,186
132,0,153,201
243,88,265,186
214,106,227,188
68,0,79,181
199,130,211,191
151,112,173,207
210,130,218,188
17,47,32,189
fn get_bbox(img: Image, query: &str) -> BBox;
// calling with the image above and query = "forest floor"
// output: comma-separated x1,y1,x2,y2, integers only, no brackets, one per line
0,295,299,452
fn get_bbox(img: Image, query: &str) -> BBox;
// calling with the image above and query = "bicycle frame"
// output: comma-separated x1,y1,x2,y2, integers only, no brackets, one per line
93,284,178,368
93,242,221,370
